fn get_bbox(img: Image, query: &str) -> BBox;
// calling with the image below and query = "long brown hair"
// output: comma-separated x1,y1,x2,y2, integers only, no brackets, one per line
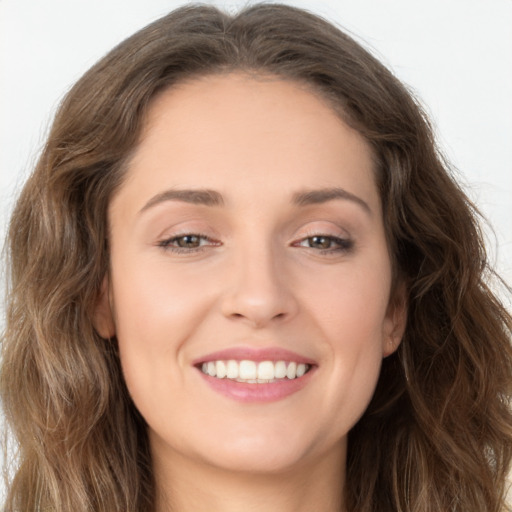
2,4,511,511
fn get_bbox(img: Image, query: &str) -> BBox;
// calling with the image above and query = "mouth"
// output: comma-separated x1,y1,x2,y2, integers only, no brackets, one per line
193,347,317,402
197,359,312,383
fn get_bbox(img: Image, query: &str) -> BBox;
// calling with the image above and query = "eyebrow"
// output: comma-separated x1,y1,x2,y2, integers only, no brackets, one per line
292,187,372,215
139,186,371,215
139,188,224,213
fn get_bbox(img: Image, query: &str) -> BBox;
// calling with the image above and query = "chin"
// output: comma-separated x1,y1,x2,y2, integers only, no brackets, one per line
187,424,340,476
202,445,311,475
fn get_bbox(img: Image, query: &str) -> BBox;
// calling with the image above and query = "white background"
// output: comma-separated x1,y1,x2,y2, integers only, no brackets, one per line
1,0,511,499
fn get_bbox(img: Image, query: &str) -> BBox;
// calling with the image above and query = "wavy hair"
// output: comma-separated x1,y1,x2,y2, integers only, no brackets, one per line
2,4,511,511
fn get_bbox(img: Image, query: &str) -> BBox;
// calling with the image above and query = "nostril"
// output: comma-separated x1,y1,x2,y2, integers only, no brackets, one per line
229,311,287,323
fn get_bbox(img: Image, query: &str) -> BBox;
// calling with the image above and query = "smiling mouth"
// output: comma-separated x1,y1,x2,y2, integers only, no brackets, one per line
198,360,312,383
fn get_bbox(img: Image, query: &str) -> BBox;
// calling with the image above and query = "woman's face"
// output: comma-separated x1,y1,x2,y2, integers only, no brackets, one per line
95,73,405,476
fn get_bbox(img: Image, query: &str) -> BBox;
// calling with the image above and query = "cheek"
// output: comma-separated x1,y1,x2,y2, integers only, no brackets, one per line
318,287,386,386
111,255,216,348
304,254,392,342
303,261,391,419
109,256,218,409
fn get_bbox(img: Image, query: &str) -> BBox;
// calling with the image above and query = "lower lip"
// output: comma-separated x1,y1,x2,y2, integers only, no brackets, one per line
197,367,316,403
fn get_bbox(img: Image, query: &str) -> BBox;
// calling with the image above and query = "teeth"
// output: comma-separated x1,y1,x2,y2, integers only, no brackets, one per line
286,362,297,380
275,361,287,378
257,361,275,380
216,361,227,378
226,360,238,379
207,361,216,377
200,360,311,382
239,360,257,380
296,363,307,377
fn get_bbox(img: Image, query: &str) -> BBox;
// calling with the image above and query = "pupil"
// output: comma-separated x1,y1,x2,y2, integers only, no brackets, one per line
311,236,330,249
178,235,199,248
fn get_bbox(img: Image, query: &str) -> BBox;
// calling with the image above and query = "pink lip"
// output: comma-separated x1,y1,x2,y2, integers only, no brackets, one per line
192,346,316,366
192,346,317,403
197,367,316,403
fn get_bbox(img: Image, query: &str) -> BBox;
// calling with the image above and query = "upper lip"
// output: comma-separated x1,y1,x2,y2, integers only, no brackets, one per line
192,346,316,366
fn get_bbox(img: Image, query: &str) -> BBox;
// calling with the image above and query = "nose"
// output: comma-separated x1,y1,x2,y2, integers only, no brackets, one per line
220,244,298,328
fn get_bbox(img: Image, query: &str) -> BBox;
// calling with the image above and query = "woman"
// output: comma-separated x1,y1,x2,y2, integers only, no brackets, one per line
2,4,511,511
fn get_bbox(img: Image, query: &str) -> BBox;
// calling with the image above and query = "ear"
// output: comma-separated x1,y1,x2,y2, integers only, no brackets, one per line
93,276,116,339
382,281,407,357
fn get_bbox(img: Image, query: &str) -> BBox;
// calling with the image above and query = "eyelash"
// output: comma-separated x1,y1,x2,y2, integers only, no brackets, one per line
293,234,354,255
157,233,354,256
157,233,219,254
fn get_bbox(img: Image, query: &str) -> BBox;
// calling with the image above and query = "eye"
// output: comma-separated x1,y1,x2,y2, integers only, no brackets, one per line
157,233,219,253
294,235,353,253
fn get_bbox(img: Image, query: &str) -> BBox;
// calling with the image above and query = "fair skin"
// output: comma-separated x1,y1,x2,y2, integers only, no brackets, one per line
94,73,406,512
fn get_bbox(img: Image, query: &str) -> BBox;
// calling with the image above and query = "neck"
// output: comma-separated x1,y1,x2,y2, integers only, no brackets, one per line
153,445,346,512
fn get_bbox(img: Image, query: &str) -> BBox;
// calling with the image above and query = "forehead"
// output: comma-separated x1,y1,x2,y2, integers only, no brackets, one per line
115,72,379,213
